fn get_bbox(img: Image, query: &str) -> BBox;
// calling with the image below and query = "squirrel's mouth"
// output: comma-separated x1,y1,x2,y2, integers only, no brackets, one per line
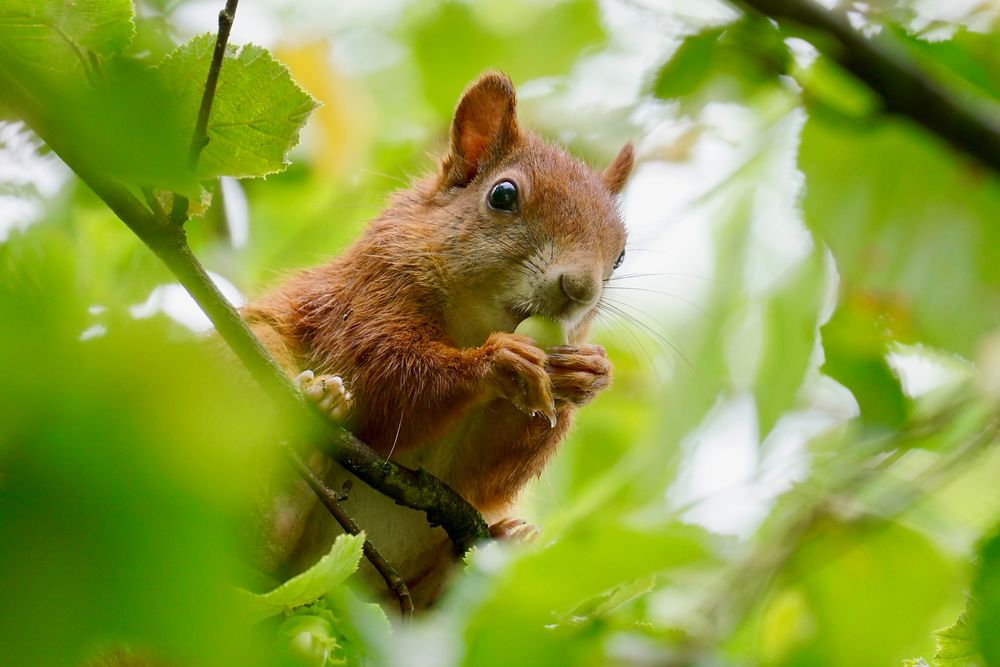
505,301,576,330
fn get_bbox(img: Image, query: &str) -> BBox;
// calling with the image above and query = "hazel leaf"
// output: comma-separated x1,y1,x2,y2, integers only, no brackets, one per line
158,34,320,181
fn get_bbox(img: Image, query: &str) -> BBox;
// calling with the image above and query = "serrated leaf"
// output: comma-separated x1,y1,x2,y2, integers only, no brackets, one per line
158,34,320,181
933,608,980,667
0,0,135,73
237,532,365,624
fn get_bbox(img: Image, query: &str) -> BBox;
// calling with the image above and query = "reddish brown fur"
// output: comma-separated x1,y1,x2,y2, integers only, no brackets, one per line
244,72,632,601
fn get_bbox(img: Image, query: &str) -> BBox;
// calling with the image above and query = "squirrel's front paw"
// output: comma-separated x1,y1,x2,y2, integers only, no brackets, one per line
545,344,611,407
485,332,556,427
295,370,353,422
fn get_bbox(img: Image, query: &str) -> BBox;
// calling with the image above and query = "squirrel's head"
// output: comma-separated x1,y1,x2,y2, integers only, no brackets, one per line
423,72,633,347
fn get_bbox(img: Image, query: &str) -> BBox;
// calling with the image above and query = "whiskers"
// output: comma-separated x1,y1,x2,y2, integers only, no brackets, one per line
594,266,714,384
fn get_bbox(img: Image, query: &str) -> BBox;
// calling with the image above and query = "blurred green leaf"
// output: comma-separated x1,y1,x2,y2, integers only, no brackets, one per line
800,109,1000,356
821,289,910,429
754,248,825,437
409,0,605,117
770,519,955,666
238,533,365,624
460,521,711,667
0,244,284,666
797,55,882,118
896,27,1000,103
654,27,725,100
654,16,790,108
158,34,320,181
974,528,1000,666
933,607,979,667
0,0,135,74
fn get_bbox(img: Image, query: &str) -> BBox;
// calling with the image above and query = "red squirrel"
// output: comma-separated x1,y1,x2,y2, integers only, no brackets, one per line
244,72,633,605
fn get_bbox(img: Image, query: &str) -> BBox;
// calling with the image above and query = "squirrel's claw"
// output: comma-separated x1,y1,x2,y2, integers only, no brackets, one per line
484,332,558,429
546,344,611,408
296,370,352,422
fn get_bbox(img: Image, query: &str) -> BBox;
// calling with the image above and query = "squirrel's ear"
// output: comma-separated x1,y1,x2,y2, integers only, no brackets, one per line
602,143,634,195
440,72,519,188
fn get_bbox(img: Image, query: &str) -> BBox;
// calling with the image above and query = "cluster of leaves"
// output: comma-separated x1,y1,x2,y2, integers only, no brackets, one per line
2,1,1000,667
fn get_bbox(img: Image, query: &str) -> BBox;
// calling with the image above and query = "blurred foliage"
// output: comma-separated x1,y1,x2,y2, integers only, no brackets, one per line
2,1,1000,666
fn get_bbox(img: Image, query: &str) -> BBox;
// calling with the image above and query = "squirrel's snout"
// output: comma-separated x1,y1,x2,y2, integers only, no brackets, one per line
559,272,598,307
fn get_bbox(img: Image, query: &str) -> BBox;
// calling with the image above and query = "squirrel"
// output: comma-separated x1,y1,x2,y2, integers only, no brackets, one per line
243,72,633,607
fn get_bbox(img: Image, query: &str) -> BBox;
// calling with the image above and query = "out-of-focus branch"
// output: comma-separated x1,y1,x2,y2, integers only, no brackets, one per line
736,0,1000,173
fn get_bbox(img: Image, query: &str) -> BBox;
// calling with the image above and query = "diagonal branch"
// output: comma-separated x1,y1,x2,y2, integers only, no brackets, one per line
0,59,490,562
734,0,1000,173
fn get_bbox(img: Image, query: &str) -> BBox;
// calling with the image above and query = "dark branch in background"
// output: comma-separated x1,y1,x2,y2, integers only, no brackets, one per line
734,0,1000,173
171,0,239,224
284,443,414,616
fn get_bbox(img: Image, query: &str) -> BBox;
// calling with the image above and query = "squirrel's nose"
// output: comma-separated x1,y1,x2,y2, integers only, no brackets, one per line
559,272,598,306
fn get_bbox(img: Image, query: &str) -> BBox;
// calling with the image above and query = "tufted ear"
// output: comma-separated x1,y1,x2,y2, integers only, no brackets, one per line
439,72,520,188
602,143,634,195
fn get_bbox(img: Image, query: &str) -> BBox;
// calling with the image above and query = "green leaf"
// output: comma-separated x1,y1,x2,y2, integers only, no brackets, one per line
973,528,1000,666
799,109,1000,356
237,533,365,624
754,248,826,437
653,17,790,107
654,28,725,100
0,0,134,74
933,607,980,667
895,26,1000,103
461,521,712,667
158,34,320,181
821,288,910,430
409,0,606,117
773,519,955,666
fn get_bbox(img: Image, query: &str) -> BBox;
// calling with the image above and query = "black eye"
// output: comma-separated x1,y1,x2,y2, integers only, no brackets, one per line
613,249,626,270
488,180,518,212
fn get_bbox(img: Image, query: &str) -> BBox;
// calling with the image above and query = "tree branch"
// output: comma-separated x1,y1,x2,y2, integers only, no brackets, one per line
0,70,490,560
735,0,1000,173
283,443,414,616
171,0,239,224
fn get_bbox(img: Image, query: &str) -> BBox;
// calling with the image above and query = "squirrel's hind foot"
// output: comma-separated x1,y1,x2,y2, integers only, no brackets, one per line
295,370,353,422
489,517,540,544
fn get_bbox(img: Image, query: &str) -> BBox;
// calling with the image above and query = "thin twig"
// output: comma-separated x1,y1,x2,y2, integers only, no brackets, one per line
190,0,238,166
283,443,414,616
171,0,240,224
735,0,1000,173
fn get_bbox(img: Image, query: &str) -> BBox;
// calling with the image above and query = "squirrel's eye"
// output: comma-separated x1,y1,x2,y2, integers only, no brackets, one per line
613,249,626,271
488,180,518,212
